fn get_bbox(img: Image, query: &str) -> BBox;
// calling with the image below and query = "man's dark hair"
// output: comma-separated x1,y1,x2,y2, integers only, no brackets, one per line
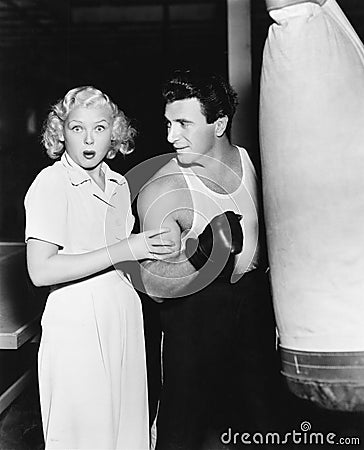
162,69,239,135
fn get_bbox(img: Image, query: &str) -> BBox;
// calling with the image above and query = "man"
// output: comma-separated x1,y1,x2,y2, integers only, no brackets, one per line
138,69,278,449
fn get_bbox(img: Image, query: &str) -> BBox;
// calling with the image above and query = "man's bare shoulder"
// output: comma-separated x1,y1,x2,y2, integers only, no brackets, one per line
139,158,187,197
137,158,194,234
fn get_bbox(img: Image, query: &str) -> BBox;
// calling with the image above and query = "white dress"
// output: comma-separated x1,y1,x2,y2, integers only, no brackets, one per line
24,152,149,450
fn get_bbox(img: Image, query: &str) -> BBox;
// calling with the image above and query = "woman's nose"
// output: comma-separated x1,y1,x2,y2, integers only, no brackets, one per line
84,130,94,145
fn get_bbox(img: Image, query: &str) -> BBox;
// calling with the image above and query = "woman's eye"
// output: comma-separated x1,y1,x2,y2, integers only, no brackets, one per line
95,125,106,132
71,126,82,132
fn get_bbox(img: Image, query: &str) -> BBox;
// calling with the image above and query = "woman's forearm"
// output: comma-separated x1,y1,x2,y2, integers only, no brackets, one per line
27,240,133,287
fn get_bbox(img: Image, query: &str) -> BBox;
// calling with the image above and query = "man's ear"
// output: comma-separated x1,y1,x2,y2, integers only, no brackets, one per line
215,116,228,137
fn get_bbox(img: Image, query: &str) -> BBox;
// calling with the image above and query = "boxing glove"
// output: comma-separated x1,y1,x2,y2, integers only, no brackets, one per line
185,211,243,276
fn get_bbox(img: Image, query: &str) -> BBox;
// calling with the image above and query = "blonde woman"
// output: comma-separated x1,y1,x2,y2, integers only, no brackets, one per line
24,86,173,449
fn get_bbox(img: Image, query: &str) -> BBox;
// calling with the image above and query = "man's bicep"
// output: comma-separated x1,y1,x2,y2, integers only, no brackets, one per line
137,185,182,251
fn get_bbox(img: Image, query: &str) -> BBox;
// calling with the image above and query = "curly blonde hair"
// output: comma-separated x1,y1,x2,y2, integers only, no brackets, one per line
42,86,137,159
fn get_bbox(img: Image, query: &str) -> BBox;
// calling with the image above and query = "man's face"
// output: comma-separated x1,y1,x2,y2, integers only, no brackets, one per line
165,98,216,165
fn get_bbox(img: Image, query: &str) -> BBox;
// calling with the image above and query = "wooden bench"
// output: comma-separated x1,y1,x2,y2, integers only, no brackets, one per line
0,242,46,415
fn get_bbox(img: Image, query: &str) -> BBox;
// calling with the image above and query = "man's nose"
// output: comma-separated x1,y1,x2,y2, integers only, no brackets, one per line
167,124,179,143
84,130,94,145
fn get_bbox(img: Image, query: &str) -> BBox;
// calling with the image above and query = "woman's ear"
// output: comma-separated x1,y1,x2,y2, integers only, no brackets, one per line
215,116,228,137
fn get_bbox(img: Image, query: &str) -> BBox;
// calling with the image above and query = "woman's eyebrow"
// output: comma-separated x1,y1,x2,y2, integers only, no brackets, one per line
67,118,110,125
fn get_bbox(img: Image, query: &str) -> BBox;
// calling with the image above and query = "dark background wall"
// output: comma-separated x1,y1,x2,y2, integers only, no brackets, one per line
0,0,228,241
0,0,361,242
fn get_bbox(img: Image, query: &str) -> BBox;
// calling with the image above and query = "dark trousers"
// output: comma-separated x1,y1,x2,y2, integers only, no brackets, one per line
156,268,281,450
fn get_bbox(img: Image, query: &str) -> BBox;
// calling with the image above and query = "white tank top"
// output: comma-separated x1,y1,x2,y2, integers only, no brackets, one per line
176,146,260,281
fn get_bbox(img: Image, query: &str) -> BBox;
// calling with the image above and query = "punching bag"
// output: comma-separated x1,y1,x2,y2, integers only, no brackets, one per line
260,0,364,411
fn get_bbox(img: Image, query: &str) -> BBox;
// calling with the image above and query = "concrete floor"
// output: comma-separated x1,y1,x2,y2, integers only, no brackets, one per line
1,371,364,450
0,375,44,450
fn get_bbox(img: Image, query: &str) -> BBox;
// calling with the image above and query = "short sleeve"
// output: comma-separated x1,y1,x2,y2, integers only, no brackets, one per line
24,167,67,247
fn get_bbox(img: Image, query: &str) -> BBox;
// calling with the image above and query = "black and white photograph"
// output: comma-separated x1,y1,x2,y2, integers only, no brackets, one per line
0,1,364,449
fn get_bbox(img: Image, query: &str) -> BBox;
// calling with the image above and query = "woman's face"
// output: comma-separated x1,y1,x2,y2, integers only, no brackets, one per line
62,105,114,171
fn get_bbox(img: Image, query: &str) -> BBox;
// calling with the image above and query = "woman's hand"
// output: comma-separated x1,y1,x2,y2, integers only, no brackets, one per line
126,228,176,261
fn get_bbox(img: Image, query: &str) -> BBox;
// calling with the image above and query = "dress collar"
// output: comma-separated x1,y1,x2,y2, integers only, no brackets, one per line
61,152,126,187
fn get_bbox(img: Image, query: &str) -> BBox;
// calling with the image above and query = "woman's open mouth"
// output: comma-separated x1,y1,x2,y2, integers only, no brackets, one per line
83,150,96,159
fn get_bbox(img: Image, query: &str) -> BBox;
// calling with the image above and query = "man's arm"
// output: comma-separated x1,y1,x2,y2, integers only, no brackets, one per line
137,176,198,300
